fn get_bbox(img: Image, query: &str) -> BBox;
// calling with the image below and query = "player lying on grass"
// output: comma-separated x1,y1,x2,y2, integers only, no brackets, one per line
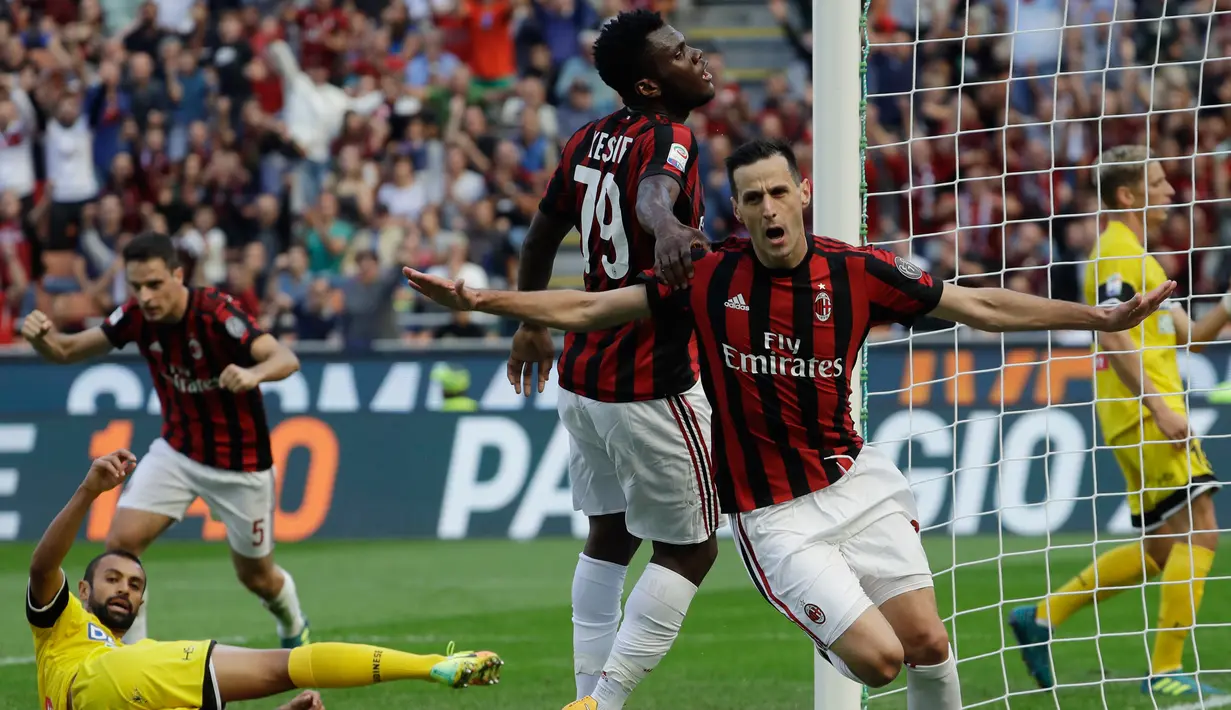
28,449,503,710
1011,144,1226,698
404,138,1173,709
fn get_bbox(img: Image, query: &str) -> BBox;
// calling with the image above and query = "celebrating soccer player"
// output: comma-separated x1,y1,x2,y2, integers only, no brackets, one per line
506,10,716,710
27,449,502,710
1010,145,1226,698
21,232,309,648
404,138,1173,709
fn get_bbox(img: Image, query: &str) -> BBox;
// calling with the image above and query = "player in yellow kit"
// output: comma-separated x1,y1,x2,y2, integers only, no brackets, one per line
28,449,504,710
1010,145,1226,698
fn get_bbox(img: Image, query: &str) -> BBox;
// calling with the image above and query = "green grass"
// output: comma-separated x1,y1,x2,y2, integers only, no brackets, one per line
1,535,1228,709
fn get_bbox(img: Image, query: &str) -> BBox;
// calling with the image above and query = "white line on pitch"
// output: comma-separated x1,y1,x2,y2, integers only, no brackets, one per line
1164,695,1231,710
0,656,32,666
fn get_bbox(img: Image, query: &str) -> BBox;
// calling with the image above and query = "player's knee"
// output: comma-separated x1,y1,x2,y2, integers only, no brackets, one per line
900,623,950,668
851,645,904,688
236,563,281,598
583,514,640,565
104,529,147,557
650,536,718,586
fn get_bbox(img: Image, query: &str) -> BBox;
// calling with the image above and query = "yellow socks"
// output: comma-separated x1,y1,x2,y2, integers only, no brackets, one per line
1151,543,1215,675
288,643,445,688
1037,542,1160,628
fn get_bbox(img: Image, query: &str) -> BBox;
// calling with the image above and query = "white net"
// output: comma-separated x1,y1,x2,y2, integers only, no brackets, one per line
854,1,1231,708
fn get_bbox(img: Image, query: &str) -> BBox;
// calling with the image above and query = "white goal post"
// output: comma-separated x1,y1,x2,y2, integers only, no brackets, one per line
811,0,867,707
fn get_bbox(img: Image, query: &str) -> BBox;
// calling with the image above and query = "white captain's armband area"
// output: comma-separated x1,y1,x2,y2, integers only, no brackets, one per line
1096,273,1136,308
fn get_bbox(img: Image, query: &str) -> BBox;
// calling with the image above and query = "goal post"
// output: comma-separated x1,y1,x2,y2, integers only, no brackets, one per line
810,0,868,707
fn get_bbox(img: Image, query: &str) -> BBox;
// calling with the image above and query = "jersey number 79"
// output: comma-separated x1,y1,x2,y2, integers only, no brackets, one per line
575,164,630,279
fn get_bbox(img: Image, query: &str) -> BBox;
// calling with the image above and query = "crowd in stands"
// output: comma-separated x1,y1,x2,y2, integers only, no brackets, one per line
0,0,1226,349
857,0,1231,317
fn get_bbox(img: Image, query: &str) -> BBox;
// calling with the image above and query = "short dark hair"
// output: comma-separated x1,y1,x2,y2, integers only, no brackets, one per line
122,231,180,269
593,10,665,103
725,138,801,192
83,550,144,586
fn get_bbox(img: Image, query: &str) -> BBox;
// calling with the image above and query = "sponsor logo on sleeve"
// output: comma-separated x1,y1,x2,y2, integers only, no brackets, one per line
666,142,689,172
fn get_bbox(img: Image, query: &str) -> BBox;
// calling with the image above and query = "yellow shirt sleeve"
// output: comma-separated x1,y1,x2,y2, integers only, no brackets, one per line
1091,253,1149,308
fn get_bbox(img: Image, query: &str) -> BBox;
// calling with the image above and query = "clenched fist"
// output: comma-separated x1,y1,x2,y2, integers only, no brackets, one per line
220,364,262,392
21,309,54,344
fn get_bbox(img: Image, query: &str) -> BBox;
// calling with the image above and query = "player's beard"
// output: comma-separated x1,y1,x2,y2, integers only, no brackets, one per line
88,592,137,632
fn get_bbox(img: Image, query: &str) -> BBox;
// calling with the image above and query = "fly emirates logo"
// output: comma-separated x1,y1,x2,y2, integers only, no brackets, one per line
162,365,222,394
721,332,844,379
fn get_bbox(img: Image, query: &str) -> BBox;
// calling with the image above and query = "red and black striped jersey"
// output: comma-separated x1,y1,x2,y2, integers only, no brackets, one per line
540,108,704,403
643,235,943,513
101,287,273,472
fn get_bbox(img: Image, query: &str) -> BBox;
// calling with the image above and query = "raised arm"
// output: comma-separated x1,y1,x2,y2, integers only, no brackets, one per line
404,267,651,332
30,451,136,608
21,311,114,364
929,281,1176,333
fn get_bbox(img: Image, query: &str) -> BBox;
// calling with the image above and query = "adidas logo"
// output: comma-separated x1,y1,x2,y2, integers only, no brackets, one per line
724,294,749,311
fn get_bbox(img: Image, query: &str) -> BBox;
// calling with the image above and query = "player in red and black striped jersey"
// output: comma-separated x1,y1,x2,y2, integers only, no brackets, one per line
404,138,1175,709
502,10,717,710
20,233,312,651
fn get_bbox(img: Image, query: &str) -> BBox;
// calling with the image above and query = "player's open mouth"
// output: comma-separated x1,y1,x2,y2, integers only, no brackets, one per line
108,599,131,614
702,70,712,81
765,226,786,243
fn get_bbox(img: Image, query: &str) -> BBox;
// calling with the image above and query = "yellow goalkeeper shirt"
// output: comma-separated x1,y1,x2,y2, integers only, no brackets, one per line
27,573,126,710
1084,220,1185,441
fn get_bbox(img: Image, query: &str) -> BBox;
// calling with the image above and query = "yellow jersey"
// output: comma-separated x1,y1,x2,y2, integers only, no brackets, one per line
27,572,125,710
1084,220,1186,441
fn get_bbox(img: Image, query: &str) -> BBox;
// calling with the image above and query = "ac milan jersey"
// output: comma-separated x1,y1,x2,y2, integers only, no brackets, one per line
101,287,273,472
643,236,943,513
540,108,704,403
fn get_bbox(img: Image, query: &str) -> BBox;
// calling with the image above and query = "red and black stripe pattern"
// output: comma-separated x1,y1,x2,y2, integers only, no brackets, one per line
643,236,942,513
666,391,721,534
540,108,704,403
102,287,273,472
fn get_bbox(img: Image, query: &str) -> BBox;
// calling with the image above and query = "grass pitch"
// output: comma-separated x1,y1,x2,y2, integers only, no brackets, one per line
0,535,1227,709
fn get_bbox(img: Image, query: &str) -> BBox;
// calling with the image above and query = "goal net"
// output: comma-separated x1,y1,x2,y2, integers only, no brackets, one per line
811,0,1231,707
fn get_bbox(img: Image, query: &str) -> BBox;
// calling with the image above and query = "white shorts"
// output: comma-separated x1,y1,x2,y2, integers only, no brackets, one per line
730,446,933,650
558,379,721,545
118,438,276,558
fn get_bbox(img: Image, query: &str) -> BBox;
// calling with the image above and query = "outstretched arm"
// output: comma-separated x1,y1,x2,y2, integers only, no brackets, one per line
30,451,136,608
929,281,1176,333
404,268,651,332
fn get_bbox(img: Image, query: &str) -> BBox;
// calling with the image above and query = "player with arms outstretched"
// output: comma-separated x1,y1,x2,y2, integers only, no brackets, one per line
1011,145,1226,698
22,232,308,648
509,9,716,709
405,138,1173,709
27,449,502,710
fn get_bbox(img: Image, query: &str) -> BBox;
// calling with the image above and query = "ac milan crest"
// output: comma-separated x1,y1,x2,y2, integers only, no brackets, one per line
814,284,832,323
188,338,203,360
804,603,826,624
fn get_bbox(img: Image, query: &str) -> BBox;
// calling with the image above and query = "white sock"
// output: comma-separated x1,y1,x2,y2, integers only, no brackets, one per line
572,554,628,699
123,590,148,644
262,566,306,638
907,646,962,710
826,649,866,685
592,563,697,710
